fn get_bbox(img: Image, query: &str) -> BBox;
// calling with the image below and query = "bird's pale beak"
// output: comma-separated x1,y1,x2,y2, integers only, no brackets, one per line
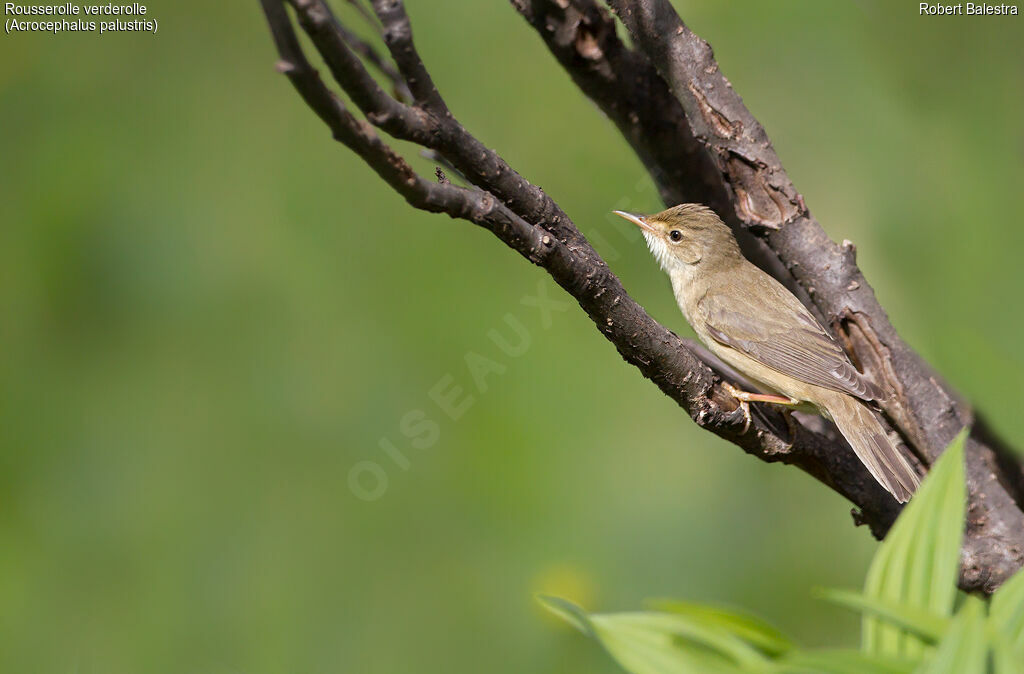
613,210,657,234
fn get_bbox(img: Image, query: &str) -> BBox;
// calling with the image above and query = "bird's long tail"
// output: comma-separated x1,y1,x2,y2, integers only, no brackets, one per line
820,391,921,503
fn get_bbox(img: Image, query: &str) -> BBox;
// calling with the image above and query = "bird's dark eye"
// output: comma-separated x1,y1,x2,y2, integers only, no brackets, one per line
669,230,683,242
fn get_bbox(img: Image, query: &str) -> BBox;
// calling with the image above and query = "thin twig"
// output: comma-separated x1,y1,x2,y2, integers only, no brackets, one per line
335,22,413,103
344,0,379,30
370,0,448,113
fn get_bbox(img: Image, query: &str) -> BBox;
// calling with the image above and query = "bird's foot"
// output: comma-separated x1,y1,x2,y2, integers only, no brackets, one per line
721,382,753,433
722,383,803,435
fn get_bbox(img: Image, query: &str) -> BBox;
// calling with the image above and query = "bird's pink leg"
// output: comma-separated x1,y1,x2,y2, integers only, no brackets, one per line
721,382,802,434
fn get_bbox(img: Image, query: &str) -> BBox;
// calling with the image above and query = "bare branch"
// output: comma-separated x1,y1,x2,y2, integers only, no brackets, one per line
259,0,909,523
508,0,813,322
262,1,548,249
333,17,413,103
512,0,1024,591
370,0,448,112
262,0,1024,590
343,0,379,30
608,0,1023,594
289,0,579,240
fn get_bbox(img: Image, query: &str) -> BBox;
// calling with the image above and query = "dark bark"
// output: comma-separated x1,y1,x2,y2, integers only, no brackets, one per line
259,0,1023,592
513,0,1024,595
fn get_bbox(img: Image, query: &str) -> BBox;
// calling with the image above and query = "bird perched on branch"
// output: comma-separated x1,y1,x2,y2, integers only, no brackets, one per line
615,204,921,502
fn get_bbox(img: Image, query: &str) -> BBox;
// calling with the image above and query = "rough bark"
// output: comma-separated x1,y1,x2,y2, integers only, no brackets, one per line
260,0,1023,592
513,0,1024,594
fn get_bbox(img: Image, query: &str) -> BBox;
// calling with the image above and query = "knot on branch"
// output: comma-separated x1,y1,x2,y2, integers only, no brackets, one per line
574,25,604,60
275,59,298,74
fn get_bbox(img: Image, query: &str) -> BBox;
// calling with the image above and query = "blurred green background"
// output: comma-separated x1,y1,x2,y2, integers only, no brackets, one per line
1,1,1021,672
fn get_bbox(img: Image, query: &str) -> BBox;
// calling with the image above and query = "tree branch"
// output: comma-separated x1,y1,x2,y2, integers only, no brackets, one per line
514,0,1024,592
260,0,1022,591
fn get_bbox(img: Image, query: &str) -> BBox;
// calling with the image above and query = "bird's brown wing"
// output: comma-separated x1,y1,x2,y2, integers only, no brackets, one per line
699,268,880,401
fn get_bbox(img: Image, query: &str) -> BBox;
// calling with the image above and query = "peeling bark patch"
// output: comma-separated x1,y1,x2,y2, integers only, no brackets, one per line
734,185,777,228
688,81,737,139
725,152,800,229
839,310,928,467
837,310,898,402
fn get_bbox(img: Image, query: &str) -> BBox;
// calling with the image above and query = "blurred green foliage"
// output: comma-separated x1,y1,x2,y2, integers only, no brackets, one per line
0,2,1021,672
542,431,1024,673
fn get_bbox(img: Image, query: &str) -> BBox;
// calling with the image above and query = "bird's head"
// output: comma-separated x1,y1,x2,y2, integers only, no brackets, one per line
613,204,741,274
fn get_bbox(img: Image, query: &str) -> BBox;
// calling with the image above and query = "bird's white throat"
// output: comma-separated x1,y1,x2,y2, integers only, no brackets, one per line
642,230,696,278
642,231,676,273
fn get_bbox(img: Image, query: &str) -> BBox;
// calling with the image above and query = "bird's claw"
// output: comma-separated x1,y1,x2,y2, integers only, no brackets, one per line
722,382,753,433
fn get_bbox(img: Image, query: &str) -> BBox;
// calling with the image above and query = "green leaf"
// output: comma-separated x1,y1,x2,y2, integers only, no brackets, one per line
538,595,597,638
773,649,919,674
592,614,758,674
538,596,769,674
916,595,988,674
650,599,795,657
817,589,949,643
989,563,1024,659
990,631,1024,674
863,429,968,658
